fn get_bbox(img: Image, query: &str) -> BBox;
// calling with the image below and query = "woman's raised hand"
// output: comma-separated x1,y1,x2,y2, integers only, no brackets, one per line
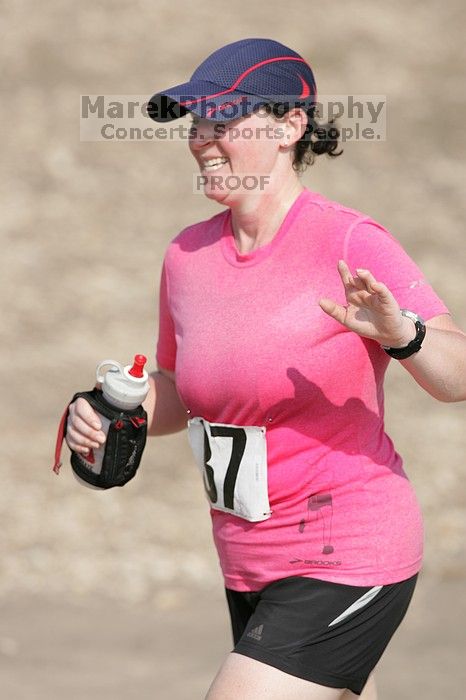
319,260,415,348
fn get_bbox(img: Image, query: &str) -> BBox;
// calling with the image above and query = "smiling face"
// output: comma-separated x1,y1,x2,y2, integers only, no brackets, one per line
188,109,292,204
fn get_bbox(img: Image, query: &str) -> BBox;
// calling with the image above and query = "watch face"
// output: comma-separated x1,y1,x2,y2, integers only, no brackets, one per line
400,309,425,325
382,309,426,358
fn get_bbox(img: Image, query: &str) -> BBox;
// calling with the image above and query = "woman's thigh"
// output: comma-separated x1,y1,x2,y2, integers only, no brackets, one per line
342,673,377,700
205,652,346,700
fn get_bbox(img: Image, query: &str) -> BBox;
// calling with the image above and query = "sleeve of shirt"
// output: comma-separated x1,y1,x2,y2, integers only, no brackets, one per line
343,218,450,321
156,258,177,372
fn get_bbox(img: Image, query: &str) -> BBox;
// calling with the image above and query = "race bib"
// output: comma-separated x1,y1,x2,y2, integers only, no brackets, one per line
187,417,272,522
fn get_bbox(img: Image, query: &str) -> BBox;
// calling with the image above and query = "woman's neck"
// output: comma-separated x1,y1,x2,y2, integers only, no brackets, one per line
229,178,304,254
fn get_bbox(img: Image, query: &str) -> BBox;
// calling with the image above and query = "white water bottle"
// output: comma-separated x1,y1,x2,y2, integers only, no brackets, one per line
73,354,150,489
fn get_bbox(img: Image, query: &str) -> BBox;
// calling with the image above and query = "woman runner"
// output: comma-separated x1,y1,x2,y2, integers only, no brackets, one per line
65,38,466,699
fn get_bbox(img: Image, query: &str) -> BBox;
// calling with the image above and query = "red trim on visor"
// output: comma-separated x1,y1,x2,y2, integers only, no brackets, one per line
297,74,311,99
179,56,315,107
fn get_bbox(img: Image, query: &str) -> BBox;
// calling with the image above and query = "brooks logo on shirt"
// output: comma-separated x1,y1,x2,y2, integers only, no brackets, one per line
247,624,263,641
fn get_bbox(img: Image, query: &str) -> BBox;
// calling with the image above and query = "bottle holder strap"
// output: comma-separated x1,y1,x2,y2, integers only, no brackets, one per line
52,402,71,474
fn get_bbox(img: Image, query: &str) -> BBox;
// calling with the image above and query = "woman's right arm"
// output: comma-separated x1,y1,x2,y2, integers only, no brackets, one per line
144,365,188,436
65,364,187,454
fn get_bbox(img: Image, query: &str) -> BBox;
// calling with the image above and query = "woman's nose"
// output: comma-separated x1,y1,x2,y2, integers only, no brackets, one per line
189,119,217,149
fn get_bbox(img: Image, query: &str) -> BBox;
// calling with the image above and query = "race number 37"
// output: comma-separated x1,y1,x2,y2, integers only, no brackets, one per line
187,417,272,522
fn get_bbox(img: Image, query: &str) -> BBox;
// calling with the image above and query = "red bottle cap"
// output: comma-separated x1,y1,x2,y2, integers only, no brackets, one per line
128,354,147,378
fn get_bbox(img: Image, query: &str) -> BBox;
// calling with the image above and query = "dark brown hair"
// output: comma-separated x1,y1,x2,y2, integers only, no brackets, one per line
265,103,343,172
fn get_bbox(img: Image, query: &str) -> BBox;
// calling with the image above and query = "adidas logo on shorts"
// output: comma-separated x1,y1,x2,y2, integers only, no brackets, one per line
246,624,263,641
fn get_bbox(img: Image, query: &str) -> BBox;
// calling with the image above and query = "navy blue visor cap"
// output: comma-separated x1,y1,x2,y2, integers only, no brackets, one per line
147,38,317,123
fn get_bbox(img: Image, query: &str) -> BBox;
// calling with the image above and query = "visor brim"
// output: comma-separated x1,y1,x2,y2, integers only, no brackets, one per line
147,80,276,123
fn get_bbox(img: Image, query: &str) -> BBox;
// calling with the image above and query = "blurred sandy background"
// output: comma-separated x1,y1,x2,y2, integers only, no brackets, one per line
1,0,465,698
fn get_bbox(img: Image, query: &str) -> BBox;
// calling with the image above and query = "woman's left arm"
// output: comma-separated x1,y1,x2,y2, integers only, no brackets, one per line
319,260,466,403
396,312,466,402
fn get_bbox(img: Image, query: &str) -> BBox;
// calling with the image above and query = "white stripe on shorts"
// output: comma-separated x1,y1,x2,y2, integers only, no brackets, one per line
328,585,383,627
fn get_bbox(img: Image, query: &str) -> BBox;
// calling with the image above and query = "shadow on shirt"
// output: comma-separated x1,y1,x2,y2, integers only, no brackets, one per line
265,366,406,476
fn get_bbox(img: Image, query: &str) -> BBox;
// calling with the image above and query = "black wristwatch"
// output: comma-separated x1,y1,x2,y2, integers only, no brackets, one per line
381,309,426,359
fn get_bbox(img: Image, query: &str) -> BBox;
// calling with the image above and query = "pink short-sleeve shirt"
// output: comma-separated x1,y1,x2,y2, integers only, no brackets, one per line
157,188,449,591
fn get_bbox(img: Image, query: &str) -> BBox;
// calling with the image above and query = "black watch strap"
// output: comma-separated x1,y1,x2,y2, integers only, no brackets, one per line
381,309,426,359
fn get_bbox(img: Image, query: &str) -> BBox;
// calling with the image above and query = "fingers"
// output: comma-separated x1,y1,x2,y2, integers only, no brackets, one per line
355,267,380,291
321,261,391,322
354,267,393,303
337,259,355,287
337,260,368,295
66,398,106,454
339,261,390,298
319,297,348,324
73,397,101,430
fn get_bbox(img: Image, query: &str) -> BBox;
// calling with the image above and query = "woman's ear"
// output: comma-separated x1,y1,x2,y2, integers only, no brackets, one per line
283,107,308,146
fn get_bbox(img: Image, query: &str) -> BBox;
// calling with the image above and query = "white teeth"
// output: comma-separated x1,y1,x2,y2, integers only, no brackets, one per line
202,158,228,171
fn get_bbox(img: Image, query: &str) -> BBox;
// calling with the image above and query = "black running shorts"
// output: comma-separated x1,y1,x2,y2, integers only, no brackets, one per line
225,573,418,695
